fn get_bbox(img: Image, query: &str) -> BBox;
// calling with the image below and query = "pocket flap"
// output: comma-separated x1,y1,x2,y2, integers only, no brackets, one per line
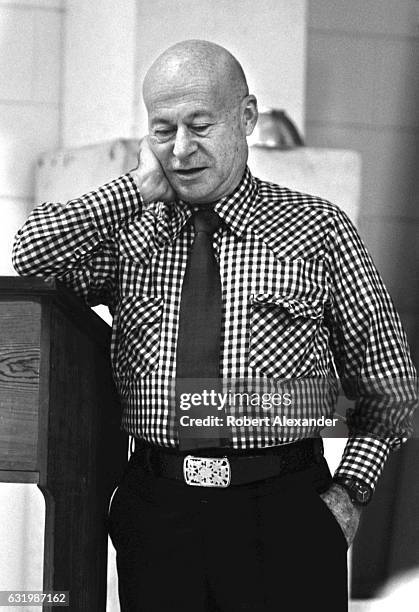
250,293,323,319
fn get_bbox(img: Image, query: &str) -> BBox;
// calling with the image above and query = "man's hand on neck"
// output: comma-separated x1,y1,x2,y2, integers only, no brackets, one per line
131,137,176,204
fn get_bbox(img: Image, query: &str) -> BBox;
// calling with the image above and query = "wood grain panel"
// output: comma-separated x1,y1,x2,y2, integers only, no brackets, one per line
0,345,40,388
0,300,40,468
0,300,42,343
0,387,39,468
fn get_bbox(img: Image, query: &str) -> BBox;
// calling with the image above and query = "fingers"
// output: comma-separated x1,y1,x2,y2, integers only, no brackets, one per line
137,136,160,172
320,485,362,548
131,137,176,204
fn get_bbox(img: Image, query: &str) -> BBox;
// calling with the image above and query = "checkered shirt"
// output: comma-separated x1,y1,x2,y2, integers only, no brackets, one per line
12,166,418,490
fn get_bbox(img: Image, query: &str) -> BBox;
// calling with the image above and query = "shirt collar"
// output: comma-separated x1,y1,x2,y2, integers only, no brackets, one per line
155,166,258,244
213,166,258,239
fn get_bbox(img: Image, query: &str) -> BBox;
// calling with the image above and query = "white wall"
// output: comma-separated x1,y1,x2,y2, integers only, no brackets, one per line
0,0,63,275
62,0,137,147
0,485,45,596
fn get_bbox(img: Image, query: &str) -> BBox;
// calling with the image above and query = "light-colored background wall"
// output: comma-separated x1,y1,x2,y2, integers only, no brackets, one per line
0,0,63,274
62,0,137,147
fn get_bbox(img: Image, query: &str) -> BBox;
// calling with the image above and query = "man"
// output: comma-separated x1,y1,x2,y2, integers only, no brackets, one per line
13,40,417,611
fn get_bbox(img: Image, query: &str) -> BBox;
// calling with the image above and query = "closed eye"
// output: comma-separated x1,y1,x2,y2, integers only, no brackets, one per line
156,128,173,134
153,127,175,140
191,124,211,135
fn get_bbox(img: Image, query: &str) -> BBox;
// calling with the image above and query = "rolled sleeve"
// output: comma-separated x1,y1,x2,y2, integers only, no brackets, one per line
12,173,142,308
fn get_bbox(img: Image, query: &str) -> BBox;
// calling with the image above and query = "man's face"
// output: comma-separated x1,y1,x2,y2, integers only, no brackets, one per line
146,80,253,204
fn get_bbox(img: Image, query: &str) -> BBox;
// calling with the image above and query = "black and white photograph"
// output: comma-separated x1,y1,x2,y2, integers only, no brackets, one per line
0,1,418,611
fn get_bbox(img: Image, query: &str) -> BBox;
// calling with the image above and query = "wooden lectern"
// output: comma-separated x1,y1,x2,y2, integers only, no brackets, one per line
0,277,128,610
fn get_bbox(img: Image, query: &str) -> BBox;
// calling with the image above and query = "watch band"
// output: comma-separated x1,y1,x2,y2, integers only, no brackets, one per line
333,476,372,506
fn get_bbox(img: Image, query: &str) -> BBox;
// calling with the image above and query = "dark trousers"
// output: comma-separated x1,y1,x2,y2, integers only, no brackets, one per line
108,447,348,612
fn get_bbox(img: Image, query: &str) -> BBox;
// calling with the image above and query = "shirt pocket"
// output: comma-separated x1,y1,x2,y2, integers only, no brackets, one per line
249,293,324,378
115,294,163,379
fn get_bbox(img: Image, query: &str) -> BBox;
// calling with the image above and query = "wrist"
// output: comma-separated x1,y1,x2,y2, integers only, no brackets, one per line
333,476,372,507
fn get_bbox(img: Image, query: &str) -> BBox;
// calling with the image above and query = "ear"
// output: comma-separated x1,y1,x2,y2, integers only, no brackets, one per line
242,95,258,136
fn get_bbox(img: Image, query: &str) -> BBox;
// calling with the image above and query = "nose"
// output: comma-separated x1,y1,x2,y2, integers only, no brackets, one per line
172,126,197,160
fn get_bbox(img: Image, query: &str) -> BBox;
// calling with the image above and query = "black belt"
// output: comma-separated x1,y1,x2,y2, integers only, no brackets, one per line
133,438,324,488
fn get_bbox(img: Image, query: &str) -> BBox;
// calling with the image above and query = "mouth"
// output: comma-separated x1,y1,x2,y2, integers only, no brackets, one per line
172,167,207,180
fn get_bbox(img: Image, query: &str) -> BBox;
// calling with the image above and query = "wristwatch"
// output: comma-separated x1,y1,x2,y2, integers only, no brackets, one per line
333,476,373,506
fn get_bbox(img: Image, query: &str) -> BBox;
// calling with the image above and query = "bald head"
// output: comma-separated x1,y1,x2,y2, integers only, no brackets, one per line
142,40,258,205
143,40,249,110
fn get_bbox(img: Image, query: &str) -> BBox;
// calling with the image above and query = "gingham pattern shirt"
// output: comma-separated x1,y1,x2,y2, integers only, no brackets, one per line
12,167,417,490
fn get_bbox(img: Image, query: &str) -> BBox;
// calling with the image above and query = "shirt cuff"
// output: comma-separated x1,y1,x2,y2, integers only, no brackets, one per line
333,436,392,491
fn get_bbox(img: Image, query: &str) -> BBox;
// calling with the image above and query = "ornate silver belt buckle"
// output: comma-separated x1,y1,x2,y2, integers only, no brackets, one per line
183,455,231,488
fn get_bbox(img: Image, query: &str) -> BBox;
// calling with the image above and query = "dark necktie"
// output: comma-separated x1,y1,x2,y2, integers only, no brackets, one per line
175,205,229,450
